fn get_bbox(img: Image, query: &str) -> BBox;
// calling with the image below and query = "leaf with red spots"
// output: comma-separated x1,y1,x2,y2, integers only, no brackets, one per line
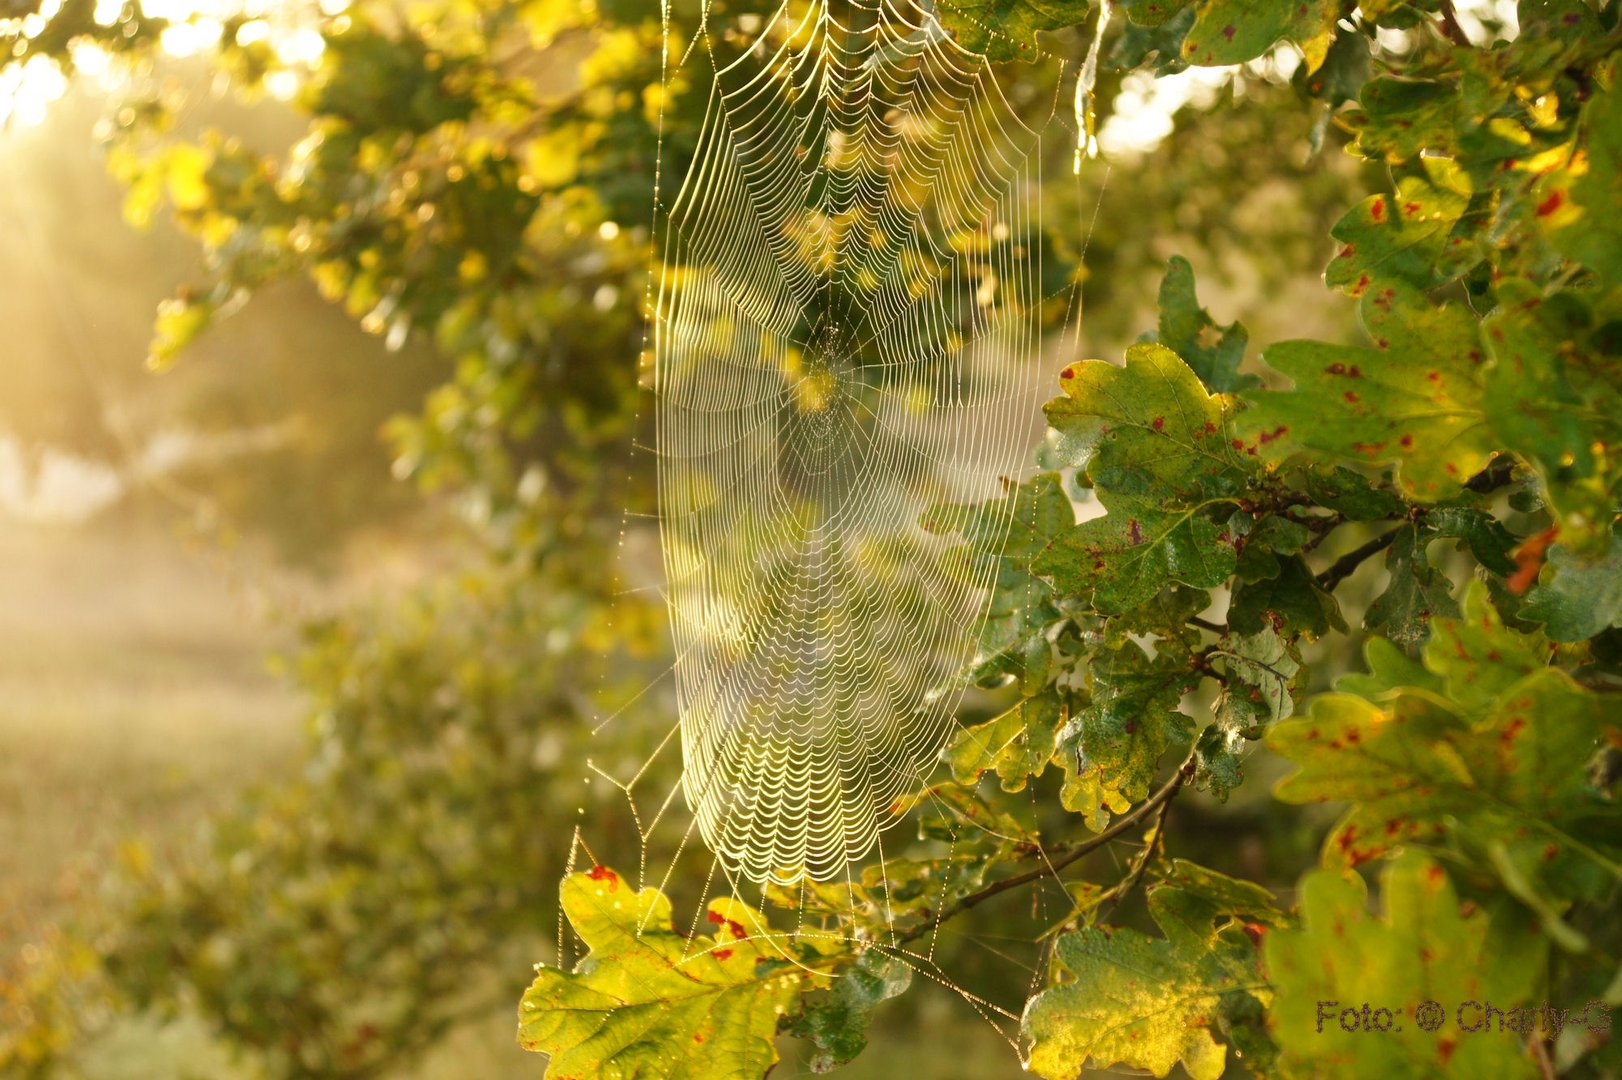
1325,158,1480,295
1240,284,1495,503
1059,632,1199,830
1045,342,1252,501
1482,279,1622,555
1035,491,1238,613
1269,595,1618,886
1425,582,1550,715
1039,344,1252,612
1341,77,1459,163
1545,60,1622,281
1180,0,1340,71
1023,858,1272,1080
1266,852,1543,1078
932,0,1092,62
519,869,842,1078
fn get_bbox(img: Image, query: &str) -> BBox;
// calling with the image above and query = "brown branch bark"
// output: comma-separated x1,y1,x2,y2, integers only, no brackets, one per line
899,763,1191,942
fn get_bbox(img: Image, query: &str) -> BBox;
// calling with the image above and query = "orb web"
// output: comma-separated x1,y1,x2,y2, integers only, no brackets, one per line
655,0,1049,885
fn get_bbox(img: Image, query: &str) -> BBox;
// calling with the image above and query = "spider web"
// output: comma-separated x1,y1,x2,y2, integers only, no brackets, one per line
555,0,1111,1064
652,0,1049,887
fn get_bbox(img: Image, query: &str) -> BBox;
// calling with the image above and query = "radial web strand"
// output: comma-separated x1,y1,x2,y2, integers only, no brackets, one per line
654,0,1050,885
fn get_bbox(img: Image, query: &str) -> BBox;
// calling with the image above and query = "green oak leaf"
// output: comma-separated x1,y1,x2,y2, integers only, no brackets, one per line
1023,861,1270,1080
1363,524,1461,647
789,950,911,1072
1179,0,1340,71
1039,344,1250,612
1522,523,1622,642
1059,634,1197,829
519,867,829,1079
1269,656,1619,881
1230,553,1345,640
934,0,1090,62
1241,283,1494,503
1298,24,1370,108
1325,157,1476,295
1215,627,1302,727
1266,852,1543,1078
946,690,1064,792
1423,583,1551,715
1044,342,1251,500
1425,506,1519,576
1233,512,1310,582
1034,491,1239,613
1150,255,1255,393
1482,280,1622,551
1340,78,1459,162
1198,627,1301,798
1112,5,1196,74
1148,860,1283,952
1334,635,1444,699
1299,464,1406,521
928,472,1072,687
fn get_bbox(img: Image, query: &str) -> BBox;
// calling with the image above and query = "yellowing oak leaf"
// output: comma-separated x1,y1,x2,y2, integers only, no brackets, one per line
519,866,832,1079
1241,283,1495,502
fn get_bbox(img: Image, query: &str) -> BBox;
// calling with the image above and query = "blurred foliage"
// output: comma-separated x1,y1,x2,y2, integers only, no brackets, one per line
2,0,1619,1078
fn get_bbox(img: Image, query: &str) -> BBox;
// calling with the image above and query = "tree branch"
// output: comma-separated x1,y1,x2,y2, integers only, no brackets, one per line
899,762,1191,942
1316,527,1400,593
1437,0,1472,47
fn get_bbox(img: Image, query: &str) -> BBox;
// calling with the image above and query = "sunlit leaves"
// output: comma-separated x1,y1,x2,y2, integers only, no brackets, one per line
946,690,1064,792
1543,56,1622,281
1266,852,1543,1078
519,868,833,1079
1325,158,1478,295
1341,78,1458,162
1036,492,1238,612
1270,586,1620,882
1045,342,1249,499
1023,861,1273,1080
1242,284,1494,502
933,0,1091,62
1481,281,1622,551
1037,343,1250,612
1178,0,1340,70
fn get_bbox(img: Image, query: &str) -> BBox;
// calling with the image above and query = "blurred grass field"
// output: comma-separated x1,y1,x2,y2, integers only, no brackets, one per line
0,513,304,952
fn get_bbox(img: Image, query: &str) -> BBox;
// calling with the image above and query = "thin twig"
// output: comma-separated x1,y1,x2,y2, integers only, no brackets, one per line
900,763,1191,942
1316,528,1401,593
1438,0,1472,47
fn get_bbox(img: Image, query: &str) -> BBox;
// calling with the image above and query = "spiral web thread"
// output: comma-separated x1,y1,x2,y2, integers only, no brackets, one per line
650,0,1049,887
